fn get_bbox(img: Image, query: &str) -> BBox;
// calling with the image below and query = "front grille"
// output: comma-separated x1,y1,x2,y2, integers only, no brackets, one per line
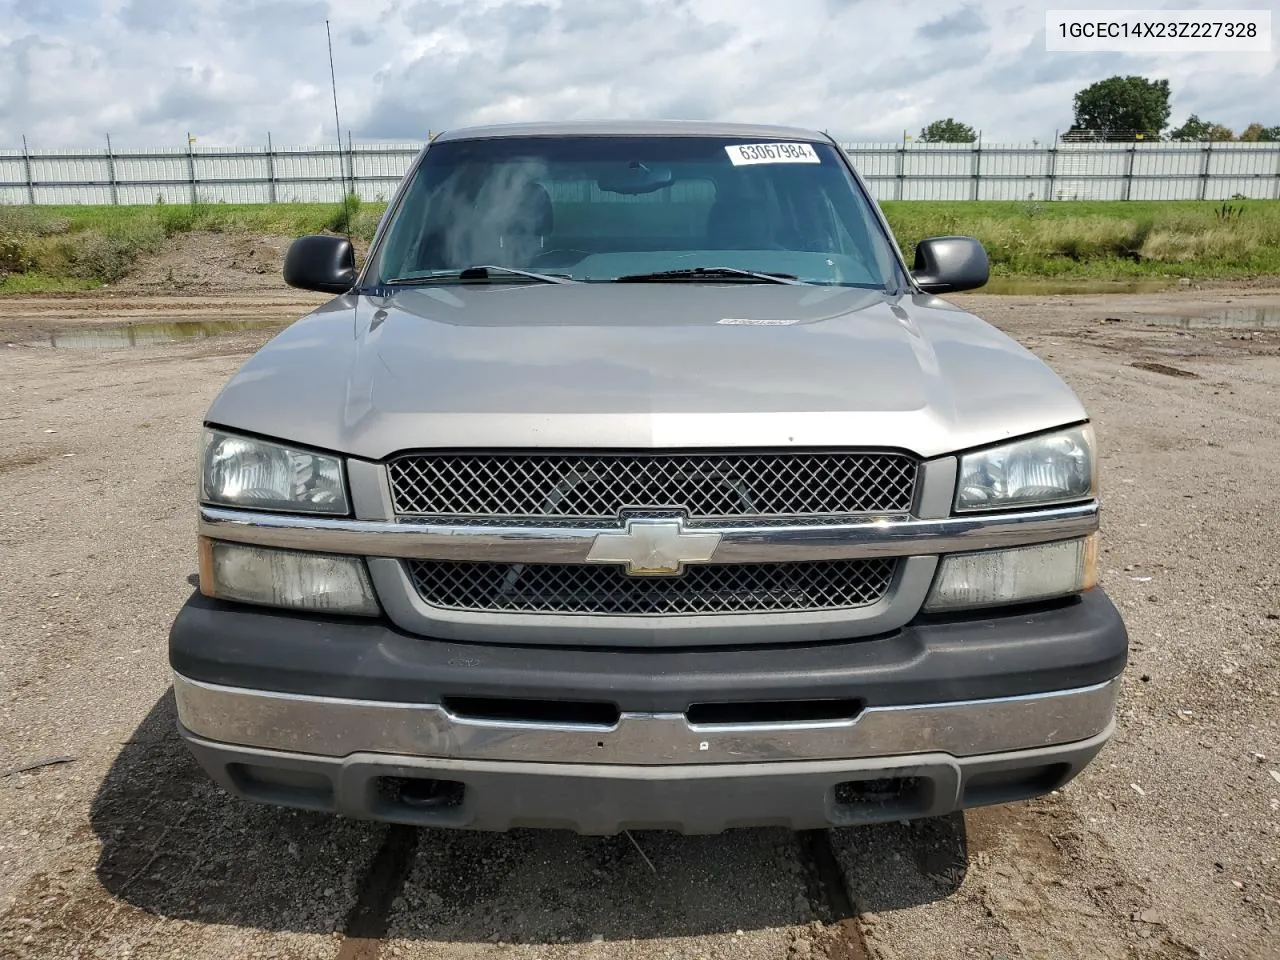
405,558,897,616
387,451,917,521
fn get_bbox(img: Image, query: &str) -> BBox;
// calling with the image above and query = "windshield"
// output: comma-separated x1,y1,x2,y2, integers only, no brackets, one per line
368,135,903,289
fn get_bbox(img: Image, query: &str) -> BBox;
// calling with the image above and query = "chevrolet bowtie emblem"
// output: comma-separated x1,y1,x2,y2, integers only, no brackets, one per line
585,518,722,576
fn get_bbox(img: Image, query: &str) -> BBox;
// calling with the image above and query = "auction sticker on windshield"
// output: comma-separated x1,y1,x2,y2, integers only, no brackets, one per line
725,143,820,165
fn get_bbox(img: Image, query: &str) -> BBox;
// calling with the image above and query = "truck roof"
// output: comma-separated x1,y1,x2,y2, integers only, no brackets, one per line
434,119,831,143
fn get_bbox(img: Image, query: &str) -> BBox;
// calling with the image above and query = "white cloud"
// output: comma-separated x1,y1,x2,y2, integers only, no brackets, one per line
0,0,1275,148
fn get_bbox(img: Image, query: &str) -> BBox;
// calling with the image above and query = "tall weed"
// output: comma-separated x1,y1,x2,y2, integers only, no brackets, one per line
60,223,165,283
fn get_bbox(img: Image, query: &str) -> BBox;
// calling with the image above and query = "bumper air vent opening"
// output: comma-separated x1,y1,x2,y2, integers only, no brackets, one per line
226,763,335,810
443,696,621,728
962,763,1072,807
832,776,934,819
686,698,863,727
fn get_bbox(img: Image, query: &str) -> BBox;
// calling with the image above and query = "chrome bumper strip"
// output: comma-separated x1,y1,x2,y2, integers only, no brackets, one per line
173,674,1120,765
198,501,1098,564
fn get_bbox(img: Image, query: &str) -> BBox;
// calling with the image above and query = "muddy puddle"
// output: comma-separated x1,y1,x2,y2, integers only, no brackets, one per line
49,320,287,349
1139,306,1279,329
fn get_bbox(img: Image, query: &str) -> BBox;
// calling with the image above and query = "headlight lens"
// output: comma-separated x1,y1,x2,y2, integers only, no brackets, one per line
924,535,1097,612
199,539,379,616
956,425,1095,512
201,428,348,514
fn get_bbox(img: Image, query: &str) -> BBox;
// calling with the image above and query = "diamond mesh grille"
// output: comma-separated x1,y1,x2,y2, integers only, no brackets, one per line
405,558,897,616
387,451,917,520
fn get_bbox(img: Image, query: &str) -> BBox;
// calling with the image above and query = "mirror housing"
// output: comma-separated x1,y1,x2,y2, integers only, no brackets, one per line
283,235,357,294
910,236,989,294
597,162,674,195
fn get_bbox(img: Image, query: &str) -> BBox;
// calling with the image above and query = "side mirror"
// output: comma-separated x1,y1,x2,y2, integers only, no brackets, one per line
910,236,989,294
283,235,356,294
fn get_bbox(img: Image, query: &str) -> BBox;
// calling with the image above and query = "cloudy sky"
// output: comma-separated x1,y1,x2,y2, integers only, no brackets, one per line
0,0,1275,148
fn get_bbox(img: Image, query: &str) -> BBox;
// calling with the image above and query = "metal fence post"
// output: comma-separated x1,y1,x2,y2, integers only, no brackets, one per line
1122,141,1136,201
1199,141,1213,201
266,132,277,204
1274,144,1280,200
332,140,343,204
20,134,36,204
346,128,356,200
186,132,198,204
896,142,906,201
972,137,982,201
1047,131,1058,200
105,133,119,205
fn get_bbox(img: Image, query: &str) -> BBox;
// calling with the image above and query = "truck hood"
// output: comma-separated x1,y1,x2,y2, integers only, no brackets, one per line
206,283,1087,460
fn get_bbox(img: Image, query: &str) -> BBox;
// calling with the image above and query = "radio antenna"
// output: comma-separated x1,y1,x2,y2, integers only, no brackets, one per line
325,19,353,234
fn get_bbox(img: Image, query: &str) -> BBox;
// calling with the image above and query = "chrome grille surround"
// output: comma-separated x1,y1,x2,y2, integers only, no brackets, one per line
405,557,898,616
201,454,1100,645
387,450,918,521
388,450,915,617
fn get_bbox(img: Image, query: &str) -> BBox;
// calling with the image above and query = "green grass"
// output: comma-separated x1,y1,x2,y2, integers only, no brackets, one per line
880,199,1280,279
1,201,378,238
0,272,100,294
3,198,1278,294
0,197,383,293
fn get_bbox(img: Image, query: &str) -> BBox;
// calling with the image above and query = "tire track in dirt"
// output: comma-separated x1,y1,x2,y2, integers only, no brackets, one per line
336,825,420,960
796,830,873,960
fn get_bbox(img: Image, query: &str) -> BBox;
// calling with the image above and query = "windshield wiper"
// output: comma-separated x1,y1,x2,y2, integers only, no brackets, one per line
385,265,577,285
612,267,806,285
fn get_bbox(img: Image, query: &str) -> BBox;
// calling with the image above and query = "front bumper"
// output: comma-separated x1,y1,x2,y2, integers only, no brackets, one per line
174,673,1119,765
179,726,1114,834
169,589,1127,833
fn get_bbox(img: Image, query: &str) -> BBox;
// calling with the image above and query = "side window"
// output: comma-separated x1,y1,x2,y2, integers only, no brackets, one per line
824,194,858,256
378,176,433,278
838,184,900,282
814,167,898,281
762,169,838,253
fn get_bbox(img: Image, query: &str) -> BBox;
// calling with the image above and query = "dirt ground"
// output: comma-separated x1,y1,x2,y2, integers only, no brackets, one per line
0,273,1277,960
114,232,302,294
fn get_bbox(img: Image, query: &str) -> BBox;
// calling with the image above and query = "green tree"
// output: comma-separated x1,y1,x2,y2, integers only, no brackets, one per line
1170,115,1211,140
1070,75,1171,140
1171,115,1234,141
1239,122,1280,142
918,118,977,143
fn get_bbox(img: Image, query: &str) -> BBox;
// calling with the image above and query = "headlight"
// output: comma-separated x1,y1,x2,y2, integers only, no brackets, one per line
201,428,349,514
956,425,1095,512
199,539,379,616
924,535,1097,612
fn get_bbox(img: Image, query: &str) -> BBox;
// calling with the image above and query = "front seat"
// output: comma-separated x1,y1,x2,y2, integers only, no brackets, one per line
500,182,554,264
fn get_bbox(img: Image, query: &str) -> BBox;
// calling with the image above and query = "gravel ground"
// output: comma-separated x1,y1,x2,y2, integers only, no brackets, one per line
0,281,1277,960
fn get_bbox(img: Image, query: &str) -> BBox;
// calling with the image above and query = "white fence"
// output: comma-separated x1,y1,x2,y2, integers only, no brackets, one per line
2,140,1279,205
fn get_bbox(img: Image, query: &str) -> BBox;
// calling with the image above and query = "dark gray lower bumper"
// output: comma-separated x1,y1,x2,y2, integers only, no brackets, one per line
169,589,1128,710
169,590,1126,832
180,723,1114,835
